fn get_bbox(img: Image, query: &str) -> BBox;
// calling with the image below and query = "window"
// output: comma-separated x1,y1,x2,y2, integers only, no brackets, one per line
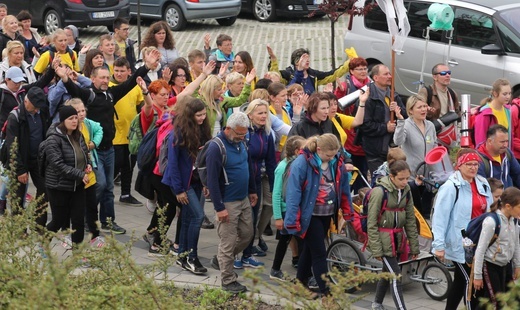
452,8,496,49
496,22,520,54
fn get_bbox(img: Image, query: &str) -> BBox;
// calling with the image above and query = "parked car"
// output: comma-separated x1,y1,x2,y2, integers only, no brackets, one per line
345,0,520,103
129,0,241,31
241,0,321,22
2,0,130,35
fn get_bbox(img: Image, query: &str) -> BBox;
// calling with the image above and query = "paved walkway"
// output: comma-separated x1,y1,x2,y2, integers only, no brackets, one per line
57,15,450,309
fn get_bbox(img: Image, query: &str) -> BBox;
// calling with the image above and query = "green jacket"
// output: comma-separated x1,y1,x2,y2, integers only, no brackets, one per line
204,83,251,131
367,176,420,258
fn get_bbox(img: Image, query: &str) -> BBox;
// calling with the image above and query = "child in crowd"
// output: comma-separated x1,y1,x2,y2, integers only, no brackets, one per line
371,147,407,187
487,178,504,203
471,187,520,309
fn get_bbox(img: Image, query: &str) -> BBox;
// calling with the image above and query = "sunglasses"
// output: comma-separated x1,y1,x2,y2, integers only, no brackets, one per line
434,70,451,76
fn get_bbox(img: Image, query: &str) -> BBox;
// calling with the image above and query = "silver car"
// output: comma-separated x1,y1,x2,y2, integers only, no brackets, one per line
345,0,520,103
130,0,241,31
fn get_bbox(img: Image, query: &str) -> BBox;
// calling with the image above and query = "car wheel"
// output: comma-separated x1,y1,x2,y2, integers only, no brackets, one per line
253,0,277,22
216,16,237,27
44,9,62,35
163,4,187,31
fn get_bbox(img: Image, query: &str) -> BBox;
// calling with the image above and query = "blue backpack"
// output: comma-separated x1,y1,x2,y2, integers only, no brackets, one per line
136,127,159,175
463,212,501,265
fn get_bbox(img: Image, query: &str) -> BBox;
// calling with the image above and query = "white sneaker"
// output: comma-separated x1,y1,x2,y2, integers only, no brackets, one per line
145,199,158,214
61,236,73,250
90,236,106,248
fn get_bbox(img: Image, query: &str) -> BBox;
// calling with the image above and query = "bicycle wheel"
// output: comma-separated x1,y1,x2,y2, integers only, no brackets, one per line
326,239,366,293
422,262,453,301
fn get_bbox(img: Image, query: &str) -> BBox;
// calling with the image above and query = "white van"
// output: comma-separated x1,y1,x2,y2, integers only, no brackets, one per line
345,0,520,103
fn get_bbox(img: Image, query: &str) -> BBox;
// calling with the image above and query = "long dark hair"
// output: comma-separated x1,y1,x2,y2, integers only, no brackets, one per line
83,49,104,78
140,21,175,50
173,98,211,159
57,122,81,142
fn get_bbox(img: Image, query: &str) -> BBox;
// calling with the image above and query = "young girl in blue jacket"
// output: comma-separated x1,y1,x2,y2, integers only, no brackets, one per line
162,97,211,275
284,133,353,297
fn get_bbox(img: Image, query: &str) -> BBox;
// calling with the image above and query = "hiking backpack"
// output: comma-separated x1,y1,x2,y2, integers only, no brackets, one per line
360,185,411,233
463,211,501,265
157,130,172,175
128,111,157,155
195,137,229,187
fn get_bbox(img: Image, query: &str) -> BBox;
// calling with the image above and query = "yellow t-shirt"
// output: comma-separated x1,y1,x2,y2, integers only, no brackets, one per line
491,107,508,129
110,83,144,145
34,50,80,74
116,40,126,58
80,123,96,188
493,155,502,163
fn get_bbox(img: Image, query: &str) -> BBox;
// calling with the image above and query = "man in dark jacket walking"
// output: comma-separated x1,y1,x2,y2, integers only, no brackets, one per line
2,87,50,230
359,64,407,173
56,49,161,234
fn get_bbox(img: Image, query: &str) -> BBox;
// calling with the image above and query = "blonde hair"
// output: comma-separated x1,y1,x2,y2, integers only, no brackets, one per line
2,15,18,33
248,88,269,102
65,98,85,108
406,94,426,114
226,71,245,85
6,40,24,57
244,99,272,134
265,71,282,82
51,29,67,43
199,75,224,113
305,133,341,153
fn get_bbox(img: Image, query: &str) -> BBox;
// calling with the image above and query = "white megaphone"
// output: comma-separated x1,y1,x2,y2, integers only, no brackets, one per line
338,84,369,110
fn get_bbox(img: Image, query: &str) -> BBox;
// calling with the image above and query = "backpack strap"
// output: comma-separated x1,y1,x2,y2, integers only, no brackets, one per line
488,212,501,246
213,137,229,185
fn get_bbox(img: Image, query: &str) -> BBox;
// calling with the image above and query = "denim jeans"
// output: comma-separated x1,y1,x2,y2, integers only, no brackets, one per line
95,148,115,224
178,184,204,258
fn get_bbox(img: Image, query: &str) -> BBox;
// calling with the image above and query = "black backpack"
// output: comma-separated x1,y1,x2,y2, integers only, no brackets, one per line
136,127,159,175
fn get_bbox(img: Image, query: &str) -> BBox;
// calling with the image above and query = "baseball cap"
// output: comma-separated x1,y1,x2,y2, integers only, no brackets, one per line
5,67,26,83
26,87,47,109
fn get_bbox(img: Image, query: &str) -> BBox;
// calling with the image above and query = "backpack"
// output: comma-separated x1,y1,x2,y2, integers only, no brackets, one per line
37,137,49,177
136,127,159,175
157,130,171,175
463,211,501,265
0,108,20,164
128,111,157,155
477,150,512,178
195,137,229,187
360,185,411,233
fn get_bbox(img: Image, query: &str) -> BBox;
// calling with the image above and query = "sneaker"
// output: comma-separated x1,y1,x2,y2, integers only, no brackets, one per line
241,256,264,268
101,222,126,234
210,255,220,270
292,256,299,269
169,243,179,256
222,281,247,294
142,232,155,247
25,193,33,203
61,236,73,250
233,256,243,269
185,257,208,275
258,238,268,252
90,236,106,248
148,245,167,257
176,256,186,267
251,246,266,257
119,195,142,206
263,225,274,236
371,302,386,310
307,276,319,290
145,199,158,214
201,215,214,229
270,269,291,282
114,173,121,185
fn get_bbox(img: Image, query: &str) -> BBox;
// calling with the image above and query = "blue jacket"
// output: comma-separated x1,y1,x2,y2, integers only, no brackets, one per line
83,118,102,168
162,129,203,195
431,171,493,263
247,125,276,191
477,143,520,188
48,75,92,123
284,149,353,238
206,131,256,212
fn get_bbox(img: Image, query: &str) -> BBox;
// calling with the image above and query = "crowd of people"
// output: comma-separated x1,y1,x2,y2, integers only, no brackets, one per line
1,3,520,309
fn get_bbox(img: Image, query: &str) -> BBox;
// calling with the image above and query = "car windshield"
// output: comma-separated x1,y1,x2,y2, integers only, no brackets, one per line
497,8,520,54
